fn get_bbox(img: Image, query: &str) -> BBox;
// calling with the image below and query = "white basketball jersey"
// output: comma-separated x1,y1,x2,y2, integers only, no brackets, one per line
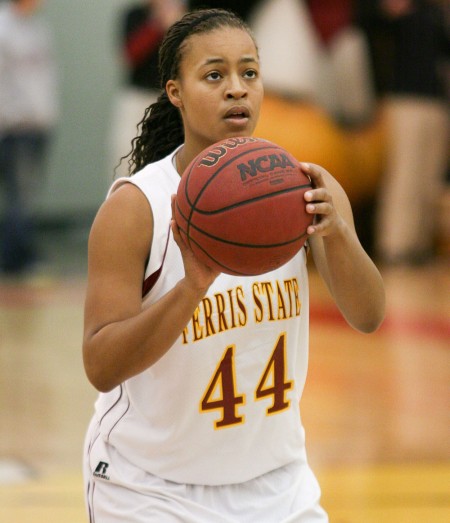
94,149,312,486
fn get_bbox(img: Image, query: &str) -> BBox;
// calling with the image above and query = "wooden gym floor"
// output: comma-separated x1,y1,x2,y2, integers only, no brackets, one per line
0,227,449,522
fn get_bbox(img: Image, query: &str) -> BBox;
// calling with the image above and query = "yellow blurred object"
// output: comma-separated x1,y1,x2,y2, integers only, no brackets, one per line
254,94,387,203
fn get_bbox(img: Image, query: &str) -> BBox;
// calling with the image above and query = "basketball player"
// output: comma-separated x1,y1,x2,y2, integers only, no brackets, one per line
82,9,385,522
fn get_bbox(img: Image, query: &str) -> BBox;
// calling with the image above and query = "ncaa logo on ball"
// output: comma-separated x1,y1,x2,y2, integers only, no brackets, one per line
237,152,296,183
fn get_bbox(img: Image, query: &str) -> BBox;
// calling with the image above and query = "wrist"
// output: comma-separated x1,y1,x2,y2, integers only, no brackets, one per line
176,278,211,302
322,215,353,246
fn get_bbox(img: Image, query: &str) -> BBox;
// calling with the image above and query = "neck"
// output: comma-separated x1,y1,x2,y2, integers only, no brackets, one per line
176,140,215,175
175,146,186,175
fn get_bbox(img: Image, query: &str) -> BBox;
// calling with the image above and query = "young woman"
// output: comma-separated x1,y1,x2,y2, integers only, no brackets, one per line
83,8,385,522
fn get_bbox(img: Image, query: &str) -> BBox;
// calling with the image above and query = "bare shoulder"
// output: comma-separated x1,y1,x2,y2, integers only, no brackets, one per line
88,182,153,261
86,182,153,305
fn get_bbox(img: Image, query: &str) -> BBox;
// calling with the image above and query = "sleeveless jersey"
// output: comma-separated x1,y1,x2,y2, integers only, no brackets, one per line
93,149,312,486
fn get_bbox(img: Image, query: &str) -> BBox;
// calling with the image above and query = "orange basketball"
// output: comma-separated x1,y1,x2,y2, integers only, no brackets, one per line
175,137,313,275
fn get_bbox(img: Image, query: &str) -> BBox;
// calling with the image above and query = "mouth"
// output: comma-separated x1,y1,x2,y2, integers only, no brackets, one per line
224,106,250,121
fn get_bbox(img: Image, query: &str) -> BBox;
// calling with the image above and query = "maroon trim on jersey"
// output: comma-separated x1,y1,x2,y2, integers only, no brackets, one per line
98,386,123,426
87,479,95,523
107,389,131,441
94,385,130,443
142,225,171,298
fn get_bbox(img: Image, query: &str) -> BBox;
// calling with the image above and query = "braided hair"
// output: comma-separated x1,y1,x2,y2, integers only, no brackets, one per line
123,8,255,176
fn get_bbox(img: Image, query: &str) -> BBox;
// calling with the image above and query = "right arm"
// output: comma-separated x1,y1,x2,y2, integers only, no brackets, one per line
82,184,218,393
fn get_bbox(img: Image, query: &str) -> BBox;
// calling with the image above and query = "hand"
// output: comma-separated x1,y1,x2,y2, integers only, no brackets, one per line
171,195,220,293
301,163,345,237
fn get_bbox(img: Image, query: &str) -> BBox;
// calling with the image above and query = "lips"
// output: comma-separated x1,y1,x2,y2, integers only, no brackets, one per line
224,106,250,119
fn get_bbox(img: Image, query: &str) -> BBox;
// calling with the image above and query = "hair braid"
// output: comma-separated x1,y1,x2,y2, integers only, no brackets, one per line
127,92,183,175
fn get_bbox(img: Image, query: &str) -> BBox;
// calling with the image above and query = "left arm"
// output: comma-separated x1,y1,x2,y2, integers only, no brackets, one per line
303,163,385,333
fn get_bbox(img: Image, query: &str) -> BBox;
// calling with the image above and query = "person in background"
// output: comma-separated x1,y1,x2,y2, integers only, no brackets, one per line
111,0,185,178
187,0,262,22
0,0,59,275
305,0,376,126
356,0,450,265
249,0,375,127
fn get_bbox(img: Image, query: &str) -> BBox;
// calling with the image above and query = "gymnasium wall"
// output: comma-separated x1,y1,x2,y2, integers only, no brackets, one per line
37,0,131,219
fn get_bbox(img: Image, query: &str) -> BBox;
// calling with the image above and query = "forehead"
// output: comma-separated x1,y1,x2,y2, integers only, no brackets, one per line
181,27,258,68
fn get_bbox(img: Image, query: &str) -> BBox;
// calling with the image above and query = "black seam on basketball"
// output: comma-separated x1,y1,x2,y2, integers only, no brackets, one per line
193,241,251,276
186,233,303,276
175,199,190,223
184,235,262,276
192,183,312,215
181,220,308,248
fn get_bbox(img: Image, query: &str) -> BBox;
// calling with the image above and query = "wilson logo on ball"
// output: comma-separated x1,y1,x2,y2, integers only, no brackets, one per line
237,153,296,181
199,136,259,167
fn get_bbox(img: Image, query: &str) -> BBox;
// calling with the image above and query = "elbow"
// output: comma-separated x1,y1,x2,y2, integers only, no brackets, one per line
350,301,386,334
83,345,120,393
84,363,117,393
353,314,384,334
88,376,118,394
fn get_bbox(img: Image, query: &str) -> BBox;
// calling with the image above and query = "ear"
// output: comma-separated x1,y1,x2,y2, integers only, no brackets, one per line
166,80,183,108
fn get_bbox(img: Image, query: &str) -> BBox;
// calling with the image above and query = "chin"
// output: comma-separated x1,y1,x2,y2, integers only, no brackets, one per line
223,129,254,139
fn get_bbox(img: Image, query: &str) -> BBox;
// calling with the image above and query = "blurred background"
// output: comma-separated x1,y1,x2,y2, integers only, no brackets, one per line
0,0,135,224
1,0,449,521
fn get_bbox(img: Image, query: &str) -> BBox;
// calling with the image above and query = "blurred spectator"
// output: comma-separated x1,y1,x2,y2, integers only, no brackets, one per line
111,0,186,178
356,0,450,265
305,0,376,126
249,0,375,127
0,0,59,275
187,0,262,21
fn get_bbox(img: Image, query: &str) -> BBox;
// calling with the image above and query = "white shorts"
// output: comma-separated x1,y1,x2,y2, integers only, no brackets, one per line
84,419,328,523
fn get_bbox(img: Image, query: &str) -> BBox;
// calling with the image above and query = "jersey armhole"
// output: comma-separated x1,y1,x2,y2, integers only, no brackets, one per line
142,224,171,298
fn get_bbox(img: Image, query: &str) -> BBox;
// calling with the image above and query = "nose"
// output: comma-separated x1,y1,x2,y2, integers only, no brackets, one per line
225,75,247,100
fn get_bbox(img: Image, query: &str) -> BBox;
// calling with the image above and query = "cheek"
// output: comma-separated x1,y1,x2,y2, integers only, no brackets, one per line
187,93,217,119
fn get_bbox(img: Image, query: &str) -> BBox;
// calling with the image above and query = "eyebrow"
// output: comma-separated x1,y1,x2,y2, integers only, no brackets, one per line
202,56,258,66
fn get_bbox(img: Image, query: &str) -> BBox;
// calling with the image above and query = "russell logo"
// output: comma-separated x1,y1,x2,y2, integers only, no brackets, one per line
93,461,110,480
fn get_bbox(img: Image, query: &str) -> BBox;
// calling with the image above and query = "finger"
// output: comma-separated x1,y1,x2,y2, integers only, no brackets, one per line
170,194,187,248
307,220,329,236
170,217,183,246
306,201,332,216
300,162,326,188
304,187,330,203
171,194,177,219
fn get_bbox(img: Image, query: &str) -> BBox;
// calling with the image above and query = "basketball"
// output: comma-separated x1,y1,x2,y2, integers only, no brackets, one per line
175,137,313,276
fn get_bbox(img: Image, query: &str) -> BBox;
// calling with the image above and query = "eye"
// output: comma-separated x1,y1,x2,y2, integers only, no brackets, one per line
243,69,258,80
206,71,222,81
